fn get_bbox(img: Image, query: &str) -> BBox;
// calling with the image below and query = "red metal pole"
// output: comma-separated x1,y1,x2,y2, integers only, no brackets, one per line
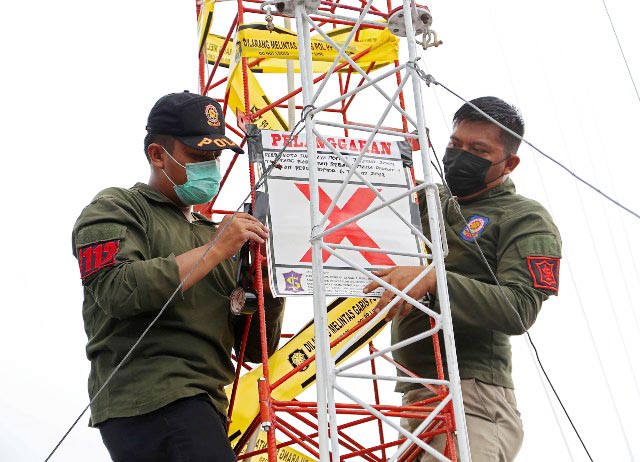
204,16,239,94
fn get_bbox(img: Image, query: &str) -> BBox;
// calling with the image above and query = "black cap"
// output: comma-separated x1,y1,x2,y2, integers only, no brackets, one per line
146,91,243,153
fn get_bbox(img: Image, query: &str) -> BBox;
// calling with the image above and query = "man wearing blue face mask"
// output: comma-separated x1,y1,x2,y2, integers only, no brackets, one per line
72,91,285,462
364,97,562,462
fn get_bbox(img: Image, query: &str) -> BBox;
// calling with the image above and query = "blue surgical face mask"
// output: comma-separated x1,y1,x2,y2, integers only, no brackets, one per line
161,147,222,205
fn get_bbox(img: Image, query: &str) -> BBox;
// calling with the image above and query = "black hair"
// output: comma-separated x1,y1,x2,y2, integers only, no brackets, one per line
453,96,525,154
143,134,175,162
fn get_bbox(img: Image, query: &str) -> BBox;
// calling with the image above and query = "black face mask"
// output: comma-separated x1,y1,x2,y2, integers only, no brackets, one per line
442,147,508,197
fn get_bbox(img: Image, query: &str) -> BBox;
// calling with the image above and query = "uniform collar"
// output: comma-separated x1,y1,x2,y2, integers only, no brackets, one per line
132,182,177,205
133,183,214,224
457,177,516,204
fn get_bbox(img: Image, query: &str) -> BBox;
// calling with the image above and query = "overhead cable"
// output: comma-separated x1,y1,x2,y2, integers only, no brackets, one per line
455,11,639,453
531,145,637,462
408,65,640,222
600,0,640,106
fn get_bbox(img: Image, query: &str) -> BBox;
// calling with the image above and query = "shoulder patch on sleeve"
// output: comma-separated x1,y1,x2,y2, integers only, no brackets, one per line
515,234,561,258
527,256,560,292
76,223,127,247
78,239,121,280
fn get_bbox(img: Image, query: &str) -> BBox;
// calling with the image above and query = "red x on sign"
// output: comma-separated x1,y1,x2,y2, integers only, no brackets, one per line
295,183,395,265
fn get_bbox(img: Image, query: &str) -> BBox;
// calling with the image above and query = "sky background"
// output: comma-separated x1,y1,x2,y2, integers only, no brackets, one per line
1,0,640,461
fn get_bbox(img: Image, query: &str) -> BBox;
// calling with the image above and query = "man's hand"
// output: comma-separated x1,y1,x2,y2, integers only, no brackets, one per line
213,212,270,261
363,266,437,320
176,213,269,292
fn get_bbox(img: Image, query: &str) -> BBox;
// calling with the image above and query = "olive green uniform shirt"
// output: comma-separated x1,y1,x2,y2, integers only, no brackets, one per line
392,178,561,391
72,183,284,426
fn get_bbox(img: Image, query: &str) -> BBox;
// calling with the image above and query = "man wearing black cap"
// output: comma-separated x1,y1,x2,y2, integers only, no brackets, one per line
72,91,285,461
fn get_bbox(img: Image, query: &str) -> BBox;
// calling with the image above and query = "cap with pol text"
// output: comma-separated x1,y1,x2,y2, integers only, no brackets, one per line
146,91,244,153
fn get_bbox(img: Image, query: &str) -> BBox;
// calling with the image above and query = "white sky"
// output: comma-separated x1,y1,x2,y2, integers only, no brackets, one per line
1,0,639,461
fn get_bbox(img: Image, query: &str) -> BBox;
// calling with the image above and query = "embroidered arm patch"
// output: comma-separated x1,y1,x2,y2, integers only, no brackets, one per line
526,256,560,292
78,239,121,280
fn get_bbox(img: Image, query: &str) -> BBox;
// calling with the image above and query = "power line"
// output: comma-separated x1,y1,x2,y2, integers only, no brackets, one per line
407,65,640,222
600,0,640,106
467,12,640,455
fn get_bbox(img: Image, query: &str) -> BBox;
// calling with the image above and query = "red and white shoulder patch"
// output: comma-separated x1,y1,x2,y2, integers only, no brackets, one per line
78,240,121,280
526,256,560,292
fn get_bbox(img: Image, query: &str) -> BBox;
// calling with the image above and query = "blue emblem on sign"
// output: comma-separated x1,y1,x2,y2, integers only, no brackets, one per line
460,215,490,242
283,271,304,292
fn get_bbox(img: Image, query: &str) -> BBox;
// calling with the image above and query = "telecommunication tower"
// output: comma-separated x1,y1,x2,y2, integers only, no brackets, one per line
195,0,470,460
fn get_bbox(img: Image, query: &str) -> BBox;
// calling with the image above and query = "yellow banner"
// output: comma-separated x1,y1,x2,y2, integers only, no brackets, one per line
225,23,289,130
223,24,398,125
207,23,399,73
197,0,216,54
222,23,398,125
226,63,289,130
239,431,316,462
227,297,385,443
206,33,234,65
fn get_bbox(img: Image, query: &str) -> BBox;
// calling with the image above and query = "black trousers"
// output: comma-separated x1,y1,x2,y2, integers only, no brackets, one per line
98,395,236,462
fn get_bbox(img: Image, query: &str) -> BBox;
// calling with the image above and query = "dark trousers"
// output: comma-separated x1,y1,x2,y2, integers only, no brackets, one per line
99,395,236,462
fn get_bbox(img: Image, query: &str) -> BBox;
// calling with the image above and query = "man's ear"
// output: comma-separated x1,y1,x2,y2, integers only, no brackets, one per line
148,144,165,169
504,154,520,175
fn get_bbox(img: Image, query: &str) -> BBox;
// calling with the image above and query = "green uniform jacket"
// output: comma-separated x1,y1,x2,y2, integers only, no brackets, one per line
392,178,561,391
72,183,284,426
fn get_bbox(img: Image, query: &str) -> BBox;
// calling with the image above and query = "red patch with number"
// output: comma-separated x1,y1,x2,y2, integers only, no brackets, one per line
78,240,121,280
527,256,560,292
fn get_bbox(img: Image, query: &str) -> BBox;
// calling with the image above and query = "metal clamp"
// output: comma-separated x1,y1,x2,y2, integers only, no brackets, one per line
259,0,278,13
261,0,319,17
420,29,443,50
387,4,432,38
264,5,274,31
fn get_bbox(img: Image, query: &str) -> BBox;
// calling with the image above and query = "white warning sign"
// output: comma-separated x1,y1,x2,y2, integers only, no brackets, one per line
257,130,424,297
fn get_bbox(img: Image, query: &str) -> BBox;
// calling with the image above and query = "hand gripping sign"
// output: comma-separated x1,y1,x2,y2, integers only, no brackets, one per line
254,130,424,297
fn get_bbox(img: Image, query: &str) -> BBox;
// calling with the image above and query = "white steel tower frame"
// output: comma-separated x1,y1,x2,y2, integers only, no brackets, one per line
284,0,473,460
